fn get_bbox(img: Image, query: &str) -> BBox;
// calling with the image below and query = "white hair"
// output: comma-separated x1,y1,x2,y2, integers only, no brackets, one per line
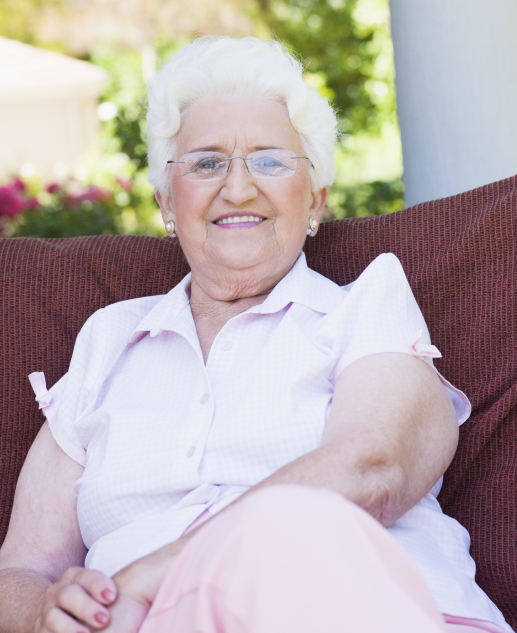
146,36,338,193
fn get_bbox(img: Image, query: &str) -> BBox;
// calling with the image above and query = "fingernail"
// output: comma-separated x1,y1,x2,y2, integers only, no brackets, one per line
101,589,116,602
94,612,109,625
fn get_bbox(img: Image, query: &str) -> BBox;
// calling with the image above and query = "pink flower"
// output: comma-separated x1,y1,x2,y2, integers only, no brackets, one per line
76,186,112,204
87,186,112,201
63,194,81,210
24,197,41,210
11,178,26,193
115,177,133,193
46,183,61,194
0,185,25,218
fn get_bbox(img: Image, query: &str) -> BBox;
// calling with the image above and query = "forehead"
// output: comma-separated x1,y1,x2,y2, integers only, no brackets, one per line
176,96,303,154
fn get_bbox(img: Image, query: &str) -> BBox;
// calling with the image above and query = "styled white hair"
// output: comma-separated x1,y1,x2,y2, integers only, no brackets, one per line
146,36,338,193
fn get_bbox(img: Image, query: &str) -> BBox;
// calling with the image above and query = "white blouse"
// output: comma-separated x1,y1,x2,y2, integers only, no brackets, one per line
29,252,510,631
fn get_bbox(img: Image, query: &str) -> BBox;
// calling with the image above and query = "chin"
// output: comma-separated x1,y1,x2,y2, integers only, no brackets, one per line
209,242,272,272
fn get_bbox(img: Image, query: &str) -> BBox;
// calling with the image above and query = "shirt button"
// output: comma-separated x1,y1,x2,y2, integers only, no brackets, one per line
220,341,233,351
200,393,210,405
186,446,195,458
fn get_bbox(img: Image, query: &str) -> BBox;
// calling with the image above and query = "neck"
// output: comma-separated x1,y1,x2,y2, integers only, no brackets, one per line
190,280,270,363
188,254,300,361
190,280,270,322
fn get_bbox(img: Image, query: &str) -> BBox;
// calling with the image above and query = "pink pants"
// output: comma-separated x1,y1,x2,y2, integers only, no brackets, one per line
138,486,507,633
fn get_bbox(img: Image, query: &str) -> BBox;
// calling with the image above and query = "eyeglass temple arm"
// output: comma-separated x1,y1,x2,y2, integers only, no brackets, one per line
293,157,314,168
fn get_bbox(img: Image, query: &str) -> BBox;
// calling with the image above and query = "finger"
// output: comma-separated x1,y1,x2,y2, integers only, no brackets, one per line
43,606,90,633
56,583,111,630
63,567,118,605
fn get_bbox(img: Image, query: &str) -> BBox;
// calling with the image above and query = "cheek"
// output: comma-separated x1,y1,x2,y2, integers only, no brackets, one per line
172,181,212,222
276,178,312,224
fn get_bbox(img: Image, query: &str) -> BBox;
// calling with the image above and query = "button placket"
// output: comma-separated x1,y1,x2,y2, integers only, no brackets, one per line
186,387,214,465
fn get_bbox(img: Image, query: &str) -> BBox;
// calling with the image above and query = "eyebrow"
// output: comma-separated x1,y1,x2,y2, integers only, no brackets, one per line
186,145,284,154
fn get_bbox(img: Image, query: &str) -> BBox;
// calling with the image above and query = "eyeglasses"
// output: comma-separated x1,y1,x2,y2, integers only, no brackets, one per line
167,149,312,181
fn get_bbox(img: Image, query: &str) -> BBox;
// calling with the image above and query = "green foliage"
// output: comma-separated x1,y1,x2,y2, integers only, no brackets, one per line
91,49,150,169
1,0,405,237
0,0,60,45
11,183,121,238
326,178,404,219
257,0,396,135
1,171,162,239
257,0,405,218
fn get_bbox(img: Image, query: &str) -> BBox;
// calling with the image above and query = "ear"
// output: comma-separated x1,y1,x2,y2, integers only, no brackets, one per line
308,187,328,233
155,190,175,225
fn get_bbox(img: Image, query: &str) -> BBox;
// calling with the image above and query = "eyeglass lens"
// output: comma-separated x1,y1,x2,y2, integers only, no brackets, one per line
173,149,306,181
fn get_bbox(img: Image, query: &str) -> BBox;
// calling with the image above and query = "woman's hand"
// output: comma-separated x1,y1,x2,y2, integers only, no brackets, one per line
89,589,150,633
37,567,118,633
97,551,181,633
37,547,181,633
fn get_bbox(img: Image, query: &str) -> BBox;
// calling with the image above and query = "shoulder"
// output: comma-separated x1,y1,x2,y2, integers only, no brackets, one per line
340,253,407,296
84,294,165,335
54,294,168,396
69,294,168,373
99,293,166,319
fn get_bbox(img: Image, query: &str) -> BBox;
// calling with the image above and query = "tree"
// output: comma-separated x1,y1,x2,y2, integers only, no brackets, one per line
256,0,377,134
257,0,405,218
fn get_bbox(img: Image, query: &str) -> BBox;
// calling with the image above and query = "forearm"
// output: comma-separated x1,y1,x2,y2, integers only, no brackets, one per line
0,568,50,633
254,442,402,524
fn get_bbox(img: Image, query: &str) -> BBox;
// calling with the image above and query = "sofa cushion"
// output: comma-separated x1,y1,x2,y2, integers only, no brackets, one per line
1,174,516,626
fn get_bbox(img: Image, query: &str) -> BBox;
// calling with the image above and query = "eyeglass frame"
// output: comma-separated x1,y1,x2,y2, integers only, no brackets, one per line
166,149,313,180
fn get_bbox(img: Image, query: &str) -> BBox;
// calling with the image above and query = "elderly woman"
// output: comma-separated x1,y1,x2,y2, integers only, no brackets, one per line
0,37,512,633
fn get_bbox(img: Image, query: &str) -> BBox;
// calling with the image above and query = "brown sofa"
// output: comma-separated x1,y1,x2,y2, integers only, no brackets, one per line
1,175,516,628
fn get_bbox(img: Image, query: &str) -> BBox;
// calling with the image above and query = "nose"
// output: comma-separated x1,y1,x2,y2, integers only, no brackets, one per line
219,157,258,206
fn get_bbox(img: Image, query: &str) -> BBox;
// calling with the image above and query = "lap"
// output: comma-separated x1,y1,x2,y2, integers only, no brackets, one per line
139,486,505,633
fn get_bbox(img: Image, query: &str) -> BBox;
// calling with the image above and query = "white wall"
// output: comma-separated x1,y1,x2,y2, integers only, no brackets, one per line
0,37,107,181
0,96,99,179
389,0,517,207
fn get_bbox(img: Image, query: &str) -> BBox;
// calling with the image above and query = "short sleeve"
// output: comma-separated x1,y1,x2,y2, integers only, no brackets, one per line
28,309,108,466
315,253,471,425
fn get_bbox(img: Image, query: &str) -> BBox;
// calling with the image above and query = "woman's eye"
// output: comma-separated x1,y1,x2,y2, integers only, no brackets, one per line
256,157,282,169
194,158,221,171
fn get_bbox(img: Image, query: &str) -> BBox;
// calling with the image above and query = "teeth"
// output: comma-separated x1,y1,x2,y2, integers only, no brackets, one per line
216,216,264,224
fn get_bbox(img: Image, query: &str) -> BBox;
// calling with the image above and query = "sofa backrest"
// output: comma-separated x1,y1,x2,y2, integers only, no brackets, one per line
1,175,516,627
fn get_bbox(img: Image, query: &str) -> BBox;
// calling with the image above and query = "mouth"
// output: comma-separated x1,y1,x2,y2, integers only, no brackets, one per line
214,214,266,228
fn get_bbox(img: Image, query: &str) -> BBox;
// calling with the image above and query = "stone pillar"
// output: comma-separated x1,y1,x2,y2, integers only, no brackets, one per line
388,0,517,206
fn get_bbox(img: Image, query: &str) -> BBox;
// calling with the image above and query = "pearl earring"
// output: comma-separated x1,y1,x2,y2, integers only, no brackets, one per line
307,217,318,235
165,220,176,237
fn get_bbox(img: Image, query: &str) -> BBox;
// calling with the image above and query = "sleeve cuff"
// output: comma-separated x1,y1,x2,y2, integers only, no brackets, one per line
28,371,87,466
47,418,87,467
333,344,471,427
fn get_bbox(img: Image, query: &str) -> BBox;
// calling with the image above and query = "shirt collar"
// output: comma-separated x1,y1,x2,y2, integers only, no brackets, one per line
246,252,342,316
128,272,192,343
129,252,342,343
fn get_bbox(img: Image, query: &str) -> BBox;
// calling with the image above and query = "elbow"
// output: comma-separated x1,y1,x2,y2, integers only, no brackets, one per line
354,465,406,527
338,445,408,527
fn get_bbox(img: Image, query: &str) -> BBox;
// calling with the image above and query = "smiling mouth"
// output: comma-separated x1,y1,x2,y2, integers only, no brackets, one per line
214,216,266,225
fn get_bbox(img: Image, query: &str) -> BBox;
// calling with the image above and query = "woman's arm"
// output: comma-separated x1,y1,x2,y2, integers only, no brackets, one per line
0,422,118,633
111,352,458,614
262,351,459,526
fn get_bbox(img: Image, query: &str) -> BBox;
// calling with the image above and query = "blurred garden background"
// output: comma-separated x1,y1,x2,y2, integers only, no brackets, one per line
0,0,405,238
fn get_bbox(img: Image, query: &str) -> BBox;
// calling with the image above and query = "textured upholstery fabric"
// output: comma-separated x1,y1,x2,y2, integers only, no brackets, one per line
1,175,516,627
